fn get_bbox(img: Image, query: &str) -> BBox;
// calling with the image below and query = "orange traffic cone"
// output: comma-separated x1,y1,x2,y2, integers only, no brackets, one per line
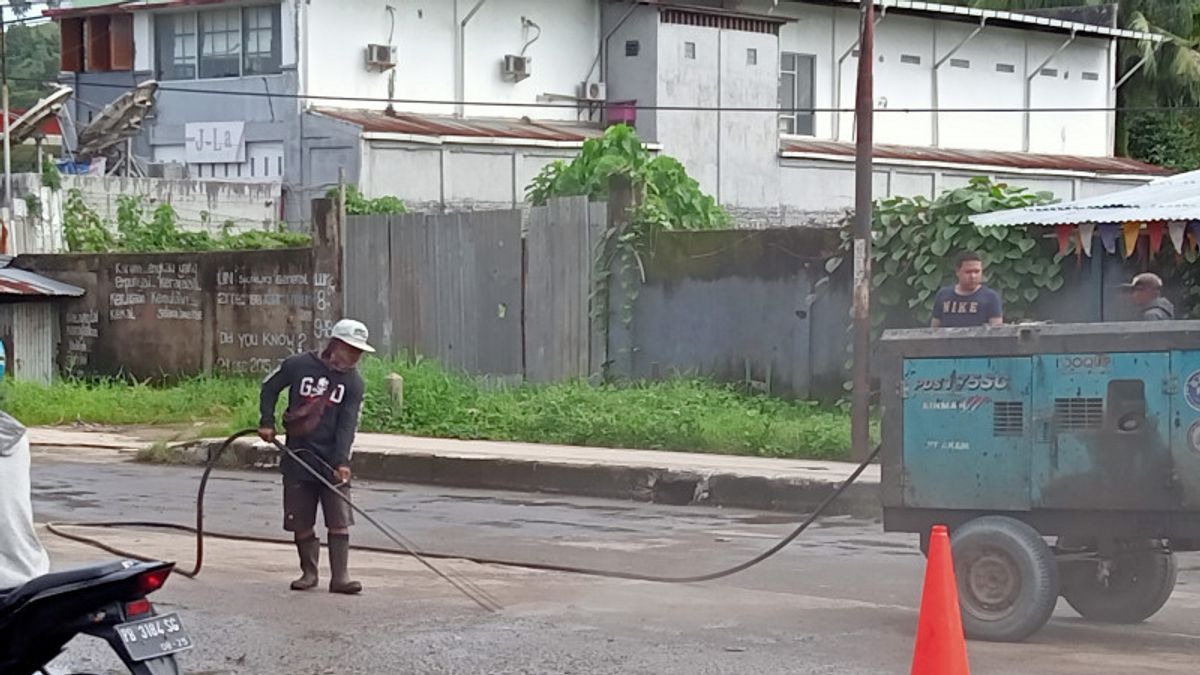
911,525,970,675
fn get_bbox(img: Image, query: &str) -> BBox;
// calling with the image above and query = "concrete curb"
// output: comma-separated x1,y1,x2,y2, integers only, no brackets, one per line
177,438,881,519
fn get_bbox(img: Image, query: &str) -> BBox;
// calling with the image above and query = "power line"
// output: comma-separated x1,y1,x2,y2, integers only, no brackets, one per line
17,76,1200,115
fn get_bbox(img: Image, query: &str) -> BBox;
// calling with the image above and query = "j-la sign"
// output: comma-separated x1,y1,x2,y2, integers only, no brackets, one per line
909,370,1010,393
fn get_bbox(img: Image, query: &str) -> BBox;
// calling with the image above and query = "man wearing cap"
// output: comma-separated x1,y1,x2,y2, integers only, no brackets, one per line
1123,273,1174,321
258,318,374,594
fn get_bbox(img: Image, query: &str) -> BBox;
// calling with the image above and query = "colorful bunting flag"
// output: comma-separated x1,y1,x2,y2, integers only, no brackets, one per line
1098,223,1120,254
1078,223,1095,257
1169,221,1187,253
1147,221,1165,255
1122,221,1142,258
1055,223,1073,256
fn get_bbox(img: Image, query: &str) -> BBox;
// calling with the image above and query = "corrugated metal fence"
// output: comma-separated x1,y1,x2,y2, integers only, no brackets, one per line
344,197,606,382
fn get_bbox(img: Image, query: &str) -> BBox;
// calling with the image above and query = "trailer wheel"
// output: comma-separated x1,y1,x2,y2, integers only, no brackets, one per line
1061,544,1177,624
951,516,1059,642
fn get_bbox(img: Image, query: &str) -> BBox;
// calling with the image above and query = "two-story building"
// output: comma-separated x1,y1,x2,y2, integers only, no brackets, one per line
49,0,1166,226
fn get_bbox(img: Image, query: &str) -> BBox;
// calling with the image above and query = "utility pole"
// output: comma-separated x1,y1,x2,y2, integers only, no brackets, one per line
1,5,11,247
850,0,875,462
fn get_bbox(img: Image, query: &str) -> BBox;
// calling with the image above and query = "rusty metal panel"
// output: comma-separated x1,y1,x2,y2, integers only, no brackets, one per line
525,196,593,383
10,302,55,384
343,215,392,356
468,209,523,377
388,212,428,357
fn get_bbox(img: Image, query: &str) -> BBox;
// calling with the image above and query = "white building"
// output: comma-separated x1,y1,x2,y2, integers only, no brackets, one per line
52,0,1166,225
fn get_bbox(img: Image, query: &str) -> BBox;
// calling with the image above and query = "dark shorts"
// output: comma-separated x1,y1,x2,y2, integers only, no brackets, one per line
283,479,354,532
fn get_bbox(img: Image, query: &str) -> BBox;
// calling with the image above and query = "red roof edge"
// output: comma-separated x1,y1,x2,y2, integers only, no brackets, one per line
781,138,1170,176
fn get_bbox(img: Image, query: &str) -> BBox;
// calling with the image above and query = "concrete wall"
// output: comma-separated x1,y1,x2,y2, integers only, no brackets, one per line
776,159,1148,227
733,0,1114,156
360,141,580,213
606,228,846,399
3,174,284,255
305,0,600,121
12,247,333,380
603,4,659,141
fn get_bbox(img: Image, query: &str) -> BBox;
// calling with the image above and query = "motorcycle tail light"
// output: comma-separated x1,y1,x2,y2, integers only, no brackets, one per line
125,599,152,618
135,567,172,595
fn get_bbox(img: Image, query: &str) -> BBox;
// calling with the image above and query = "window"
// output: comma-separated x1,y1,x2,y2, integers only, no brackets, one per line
1040,67,1058,78
625,40,639,57
1082,71,1100,81
243,6,281,75
779,52,815,136
996,63,1015,73
200,9,241,78
747,48,757,65
684,41,696,59
950,58,970,69
900,54,922,65
155,5,281,81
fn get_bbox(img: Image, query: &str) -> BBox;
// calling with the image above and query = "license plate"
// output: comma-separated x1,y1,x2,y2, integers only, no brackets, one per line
115,613,194,662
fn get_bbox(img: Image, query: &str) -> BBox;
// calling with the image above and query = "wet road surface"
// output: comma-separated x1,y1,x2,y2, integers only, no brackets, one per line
28,454,1200,674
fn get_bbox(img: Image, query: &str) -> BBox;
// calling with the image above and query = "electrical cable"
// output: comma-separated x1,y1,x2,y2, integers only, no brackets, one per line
46,428,881,608
13,75,1200,115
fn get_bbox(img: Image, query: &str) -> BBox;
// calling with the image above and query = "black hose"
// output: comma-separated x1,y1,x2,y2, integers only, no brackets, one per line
46,429,880,597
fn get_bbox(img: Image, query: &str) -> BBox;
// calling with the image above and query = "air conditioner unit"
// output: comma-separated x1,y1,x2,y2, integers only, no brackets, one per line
502,54,531,82
365,44,397,71
578,79,606,102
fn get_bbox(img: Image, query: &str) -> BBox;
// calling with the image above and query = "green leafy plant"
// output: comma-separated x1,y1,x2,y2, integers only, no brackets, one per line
329,185,408,216
63,192,309,253
40,156,61,191
843,177,1062,329
63,188,116,252
526,124,729,354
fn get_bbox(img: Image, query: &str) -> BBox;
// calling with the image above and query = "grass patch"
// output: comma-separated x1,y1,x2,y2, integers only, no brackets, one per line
3,356,862,460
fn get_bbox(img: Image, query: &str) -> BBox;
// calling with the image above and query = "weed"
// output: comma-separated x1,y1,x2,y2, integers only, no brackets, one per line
4,357,864,460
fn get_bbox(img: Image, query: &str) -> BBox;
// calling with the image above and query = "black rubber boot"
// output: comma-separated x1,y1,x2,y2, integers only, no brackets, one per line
290,536,320,591
328,533,362,595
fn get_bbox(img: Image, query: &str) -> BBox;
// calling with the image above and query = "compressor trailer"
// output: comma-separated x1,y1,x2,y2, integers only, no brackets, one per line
880,321,1200,642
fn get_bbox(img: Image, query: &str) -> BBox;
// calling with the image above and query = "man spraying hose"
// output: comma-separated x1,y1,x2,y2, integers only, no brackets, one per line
258,319,373,594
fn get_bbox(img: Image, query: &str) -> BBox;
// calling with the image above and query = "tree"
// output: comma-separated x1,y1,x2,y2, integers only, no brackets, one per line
6,21,59,109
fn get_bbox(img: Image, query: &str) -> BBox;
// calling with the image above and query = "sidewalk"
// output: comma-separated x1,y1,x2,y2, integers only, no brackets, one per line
28,428,881,518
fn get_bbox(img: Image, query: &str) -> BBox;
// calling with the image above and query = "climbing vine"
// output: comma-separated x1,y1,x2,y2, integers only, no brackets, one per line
526,124,728,342
62,190,309,253
839,177,1063,329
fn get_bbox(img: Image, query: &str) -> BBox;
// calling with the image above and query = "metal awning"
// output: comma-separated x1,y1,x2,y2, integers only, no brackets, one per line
971,170,1200,228
0,261,85,298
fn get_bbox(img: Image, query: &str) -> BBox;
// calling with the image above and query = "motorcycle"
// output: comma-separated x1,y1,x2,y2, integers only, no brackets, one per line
0,558,191,675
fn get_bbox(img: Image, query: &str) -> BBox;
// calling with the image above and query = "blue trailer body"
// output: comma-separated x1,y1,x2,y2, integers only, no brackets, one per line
879,321,1200,541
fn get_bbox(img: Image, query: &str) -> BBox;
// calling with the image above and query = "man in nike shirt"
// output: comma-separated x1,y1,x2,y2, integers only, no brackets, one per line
931,251,1004,328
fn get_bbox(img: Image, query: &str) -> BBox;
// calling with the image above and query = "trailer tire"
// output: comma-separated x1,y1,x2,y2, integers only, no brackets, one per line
1061,544,1177,624
951,516,1059,643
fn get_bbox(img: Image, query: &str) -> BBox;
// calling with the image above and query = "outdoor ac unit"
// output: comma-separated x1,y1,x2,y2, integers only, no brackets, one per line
365,44,397,71
502,54,531,82
578,79,606,102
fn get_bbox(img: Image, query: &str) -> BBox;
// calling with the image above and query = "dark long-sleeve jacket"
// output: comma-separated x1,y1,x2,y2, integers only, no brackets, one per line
259,352,365,483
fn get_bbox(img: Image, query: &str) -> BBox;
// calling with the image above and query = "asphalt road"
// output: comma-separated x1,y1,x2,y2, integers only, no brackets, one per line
26,452,1200,674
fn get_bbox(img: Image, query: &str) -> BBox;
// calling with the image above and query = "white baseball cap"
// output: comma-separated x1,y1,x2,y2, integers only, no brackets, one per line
330,318,376,353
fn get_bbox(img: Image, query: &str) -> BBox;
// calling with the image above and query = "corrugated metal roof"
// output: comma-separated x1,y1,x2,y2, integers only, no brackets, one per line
0,267,85,298
971,169,1200,228
315,108,604,144
781,138,1169,177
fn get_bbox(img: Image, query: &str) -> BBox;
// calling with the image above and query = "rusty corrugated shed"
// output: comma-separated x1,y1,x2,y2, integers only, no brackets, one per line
781,138,1170,177
315,108,603,143
0,263,85,298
